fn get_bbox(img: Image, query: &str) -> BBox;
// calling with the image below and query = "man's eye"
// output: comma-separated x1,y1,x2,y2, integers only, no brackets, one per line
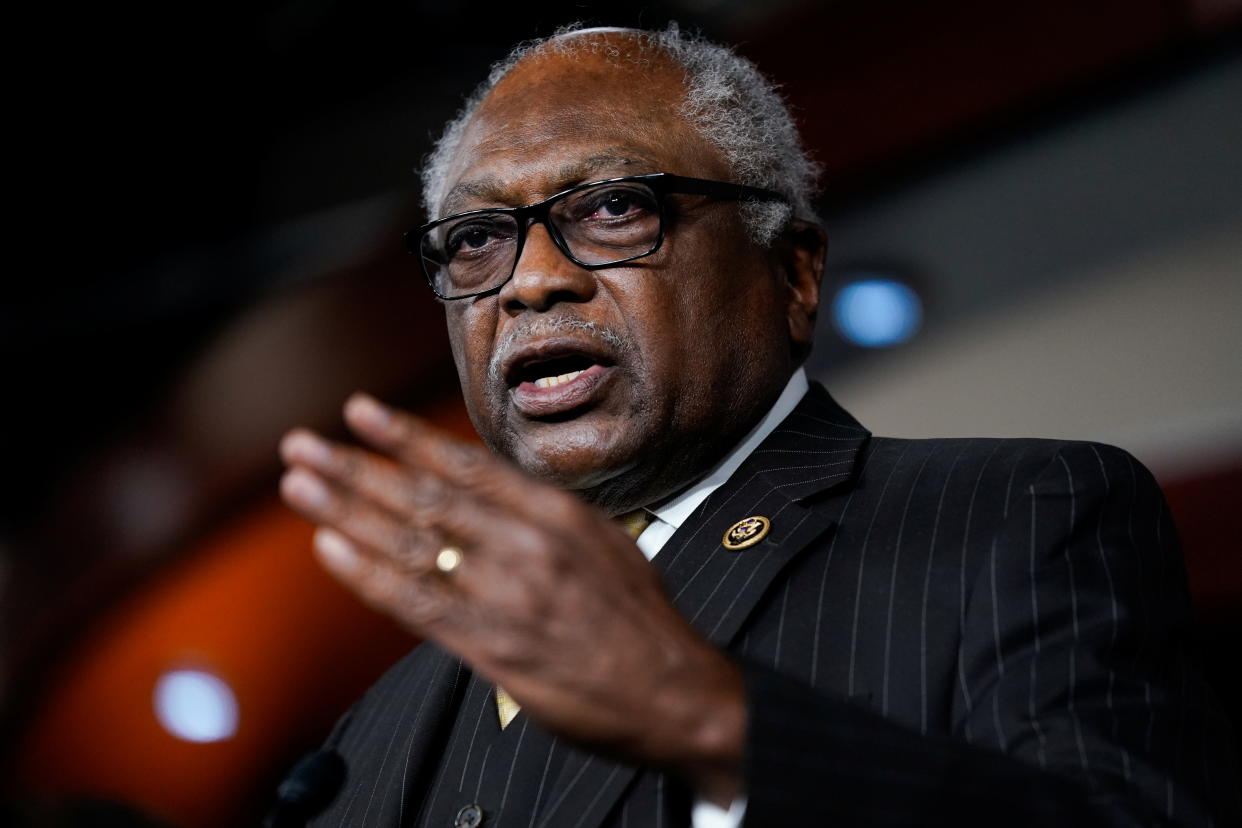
456,228,491,250
447,221,512,254
575,188,656,221
599,193,637,217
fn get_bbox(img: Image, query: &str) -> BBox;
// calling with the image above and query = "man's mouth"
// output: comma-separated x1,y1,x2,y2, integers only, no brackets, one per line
502,339,618,417
534,370,584,388
524,355,595,389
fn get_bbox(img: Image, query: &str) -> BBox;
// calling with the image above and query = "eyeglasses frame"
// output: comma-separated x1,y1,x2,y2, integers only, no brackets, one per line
407,172,788,300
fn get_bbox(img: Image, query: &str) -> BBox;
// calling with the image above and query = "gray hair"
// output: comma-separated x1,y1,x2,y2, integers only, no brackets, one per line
420,23,820,245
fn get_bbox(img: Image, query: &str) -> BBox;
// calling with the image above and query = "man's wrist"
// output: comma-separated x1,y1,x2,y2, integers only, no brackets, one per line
655,653,746,807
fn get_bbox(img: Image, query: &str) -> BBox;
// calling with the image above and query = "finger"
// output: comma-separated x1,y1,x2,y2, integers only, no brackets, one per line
341,393,550,516
281,465,442,568
312,527,453,632
281,459,549,606
282,428,462,533
308,506,534,648
285,424,571,561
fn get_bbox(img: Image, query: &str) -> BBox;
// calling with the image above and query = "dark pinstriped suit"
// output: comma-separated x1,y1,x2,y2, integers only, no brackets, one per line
308,384,1239,827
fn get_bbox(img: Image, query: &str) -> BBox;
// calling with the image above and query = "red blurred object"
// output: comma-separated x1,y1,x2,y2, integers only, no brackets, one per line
10,397,479,827
1162,460,1242,616
12,499,413,827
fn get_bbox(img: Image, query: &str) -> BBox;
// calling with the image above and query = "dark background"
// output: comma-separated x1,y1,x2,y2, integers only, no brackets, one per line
3,1,1239,825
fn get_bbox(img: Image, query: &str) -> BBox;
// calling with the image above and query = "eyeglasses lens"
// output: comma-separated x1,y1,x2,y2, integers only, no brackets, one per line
420,181,662,298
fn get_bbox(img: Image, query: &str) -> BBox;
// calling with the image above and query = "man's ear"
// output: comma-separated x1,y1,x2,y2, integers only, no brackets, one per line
778,219,827,359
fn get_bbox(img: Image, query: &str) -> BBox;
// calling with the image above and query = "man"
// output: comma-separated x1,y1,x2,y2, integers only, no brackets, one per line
278,25,1237,827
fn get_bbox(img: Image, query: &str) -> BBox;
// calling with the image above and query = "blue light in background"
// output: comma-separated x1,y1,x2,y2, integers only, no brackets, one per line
832,278,922,347
153,668,239,743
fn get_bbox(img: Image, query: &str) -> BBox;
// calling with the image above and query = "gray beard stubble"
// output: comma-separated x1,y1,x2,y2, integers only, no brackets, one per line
487,315,630,386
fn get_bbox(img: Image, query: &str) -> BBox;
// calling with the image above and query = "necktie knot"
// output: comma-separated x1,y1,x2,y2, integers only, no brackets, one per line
617,509,653,540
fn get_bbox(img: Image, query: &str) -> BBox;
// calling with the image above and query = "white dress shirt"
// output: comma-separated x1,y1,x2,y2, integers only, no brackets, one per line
631,368,809,828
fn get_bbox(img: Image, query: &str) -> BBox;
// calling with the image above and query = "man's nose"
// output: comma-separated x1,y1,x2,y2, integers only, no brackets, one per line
499,223,597,313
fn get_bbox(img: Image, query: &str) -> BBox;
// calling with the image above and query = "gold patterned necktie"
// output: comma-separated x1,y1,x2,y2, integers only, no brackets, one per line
617,508,654,541
495,509,654,729
495,686,522,730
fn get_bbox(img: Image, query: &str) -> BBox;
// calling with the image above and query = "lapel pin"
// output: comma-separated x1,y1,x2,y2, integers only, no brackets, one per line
722,516,771,550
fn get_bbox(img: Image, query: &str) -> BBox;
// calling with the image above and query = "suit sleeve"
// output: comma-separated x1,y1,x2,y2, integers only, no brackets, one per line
739,442,1240,827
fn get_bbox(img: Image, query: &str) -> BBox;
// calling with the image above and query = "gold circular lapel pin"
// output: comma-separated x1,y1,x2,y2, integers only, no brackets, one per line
722,516,771,550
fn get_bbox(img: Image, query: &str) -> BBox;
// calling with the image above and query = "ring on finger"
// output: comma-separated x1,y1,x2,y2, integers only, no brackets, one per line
435,545,463,574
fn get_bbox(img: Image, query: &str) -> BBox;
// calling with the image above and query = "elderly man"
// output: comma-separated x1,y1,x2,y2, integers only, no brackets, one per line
277,25,1235,828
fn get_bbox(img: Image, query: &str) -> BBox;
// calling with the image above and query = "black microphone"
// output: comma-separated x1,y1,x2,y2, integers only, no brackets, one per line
266,749,346,828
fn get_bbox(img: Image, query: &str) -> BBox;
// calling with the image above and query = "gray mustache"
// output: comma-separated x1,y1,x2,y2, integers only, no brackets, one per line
489,316,629,384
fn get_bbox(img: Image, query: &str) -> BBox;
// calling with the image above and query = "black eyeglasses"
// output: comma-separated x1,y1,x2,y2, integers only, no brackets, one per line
408,173,787,300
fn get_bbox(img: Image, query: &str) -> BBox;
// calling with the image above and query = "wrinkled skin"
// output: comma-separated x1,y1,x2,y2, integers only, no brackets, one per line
280,31,825,807
439,51,819,513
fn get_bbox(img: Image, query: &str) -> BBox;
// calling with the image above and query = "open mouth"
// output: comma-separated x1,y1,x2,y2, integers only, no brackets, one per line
502,339,618,416
514,353,599,389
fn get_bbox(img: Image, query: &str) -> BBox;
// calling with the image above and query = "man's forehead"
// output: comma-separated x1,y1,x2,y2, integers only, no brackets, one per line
442,149,662,213
435,50,712,214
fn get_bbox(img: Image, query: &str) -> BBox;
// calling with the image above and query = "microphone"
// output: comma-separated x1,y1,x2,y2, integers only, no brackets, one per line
266,749,346,828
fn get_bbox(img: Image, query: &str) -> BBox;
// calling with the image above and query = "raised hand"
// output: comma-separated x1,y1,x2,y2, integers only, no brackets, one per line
279,393,743,804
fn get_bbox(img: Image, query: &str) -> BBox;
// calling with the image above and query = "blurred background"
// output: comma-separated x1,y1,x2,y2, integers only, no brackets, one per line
3,0,1240,824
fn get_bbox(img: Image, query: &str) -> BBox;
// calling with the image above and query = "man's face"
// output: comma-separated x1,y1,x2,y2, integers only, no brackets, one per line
438,40,820,512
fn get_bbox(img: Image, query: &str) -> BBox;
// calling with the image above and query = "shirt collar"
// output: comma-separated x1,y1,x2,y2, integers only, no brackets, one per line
649,368,809,531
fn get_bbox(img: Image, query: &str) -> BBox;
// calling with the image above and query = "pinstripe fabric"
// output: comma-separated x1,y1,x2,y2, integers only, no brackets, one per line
306,384,1239,827
415,673,568,827
314,644,466,826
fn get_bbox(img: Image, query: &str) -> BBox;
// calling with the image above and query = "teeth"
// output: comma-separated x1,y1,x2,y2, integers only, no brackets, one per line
534,369,586,389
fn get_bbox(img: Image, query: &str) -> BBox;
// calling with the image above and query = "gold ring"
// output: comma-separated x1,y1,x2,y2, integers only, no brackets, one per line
435,546,463,574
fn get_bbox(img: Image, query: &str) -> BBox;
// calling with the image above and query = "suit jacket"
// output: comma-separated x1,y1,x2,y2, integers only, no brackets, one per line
306,384,1239,827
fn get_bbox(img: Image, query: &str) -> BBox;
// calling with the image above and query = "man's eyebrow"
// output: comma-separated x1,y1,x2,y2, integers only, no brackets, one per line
440,150,660,217
440,179,507,217
555,152,659,181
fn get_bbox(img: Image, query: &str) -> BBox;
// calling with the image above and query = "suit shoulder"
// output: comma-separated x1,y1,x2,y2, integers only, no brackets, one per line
365,640,450,697
325,641,464,757
862,435,1151,481
847,437,1163,523
337,641,455,725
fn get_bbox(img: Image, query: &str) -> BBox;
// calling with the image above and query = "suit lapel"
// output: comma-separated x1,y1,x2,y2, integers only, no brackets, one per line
319,643,467,827
536,384,869,828
654,384,868,645
393,646,469,824
534,750,642,828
